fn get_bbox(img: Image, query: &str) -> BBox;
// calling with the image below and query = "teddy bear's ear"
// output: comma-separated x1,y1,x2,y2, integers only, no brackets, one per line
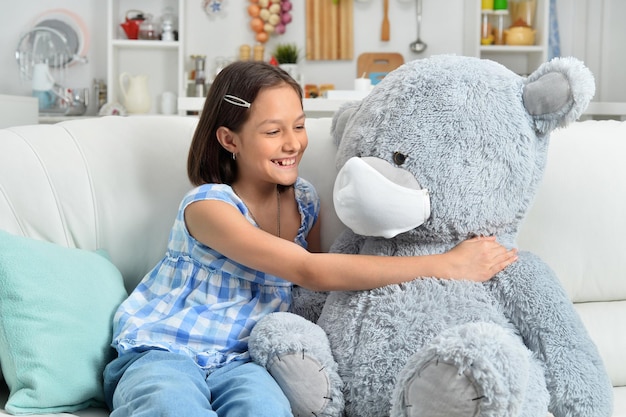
331,101,360,146
523,57,595,135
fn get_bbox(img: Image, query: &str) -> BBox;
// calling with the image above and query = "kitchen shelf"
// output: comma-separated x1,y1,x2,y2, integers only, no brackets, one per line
106,0,185,115
463,0,549,75
178,97,354,118
179,97,626,120
111,39,181,49
480,45,545,53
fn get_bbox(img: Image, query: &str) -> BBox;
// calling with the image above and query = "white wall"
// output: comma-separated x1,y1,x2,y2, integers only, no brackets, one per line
556,0,626,102
182,0,465,90
1,0,624,115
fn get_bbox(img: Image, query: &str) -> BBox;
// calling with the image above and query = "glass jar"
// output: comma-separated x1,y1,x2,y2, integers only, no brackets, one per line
491,4,509,45
509,0,536,28
138,15,160,40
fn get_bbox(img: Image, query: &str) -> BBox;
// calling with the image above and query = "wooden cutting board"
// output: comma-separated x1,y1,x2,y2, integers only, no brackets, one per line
305,0,353,60
357,53,405,78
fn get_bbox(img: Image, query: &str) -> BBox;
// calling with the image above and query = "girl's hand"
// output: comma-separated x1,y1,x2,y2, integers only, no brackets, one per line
443,236,517,282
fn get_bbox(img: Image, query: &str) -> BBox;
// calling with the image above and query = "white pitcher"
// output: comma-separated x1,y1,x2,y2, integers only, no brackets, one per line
119,72,151,114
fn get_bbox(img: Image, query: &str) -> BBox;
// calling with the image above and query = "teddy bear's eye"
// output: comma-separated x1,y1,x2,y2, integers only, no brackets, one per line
393,151,407,166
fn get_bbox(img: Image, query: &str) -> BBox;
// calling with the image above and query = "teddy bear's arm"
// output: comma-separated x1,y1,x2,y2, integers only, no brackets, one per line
486,251,613,417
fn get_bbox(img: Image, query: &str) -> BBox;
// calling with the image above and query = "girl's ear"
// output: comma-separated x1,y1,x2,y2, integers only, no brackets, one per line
216,126,238,154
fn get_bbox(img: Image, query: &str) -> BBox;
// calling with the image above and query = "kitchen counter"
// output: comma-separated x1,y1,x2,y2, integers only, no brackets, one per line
177,97,360,118
177,97,626,120
37,101,626,124
38,115,97,124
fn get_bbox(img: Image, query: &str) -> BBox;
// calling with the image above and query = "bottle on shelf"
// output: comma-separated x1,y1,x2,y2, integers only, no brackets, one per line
93,79,107,112
492,0,509,45
239,44,251,61
253,44,265,61
194,55,207,98
481,0,494,45
160,7,177,41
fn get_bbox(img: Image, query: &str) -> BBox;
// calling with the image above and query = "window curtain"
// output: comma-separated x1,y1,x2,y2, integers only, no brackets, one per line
549,0,561,59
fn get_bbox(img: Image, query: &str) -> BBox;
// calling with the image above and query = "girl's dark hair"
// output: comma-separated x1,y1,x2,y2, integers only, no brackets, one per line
187,61,303,186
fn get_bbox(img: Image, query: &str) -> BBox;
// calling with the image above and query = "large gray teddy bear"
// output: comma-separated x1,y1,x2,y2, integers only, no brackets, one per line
250,55,613,417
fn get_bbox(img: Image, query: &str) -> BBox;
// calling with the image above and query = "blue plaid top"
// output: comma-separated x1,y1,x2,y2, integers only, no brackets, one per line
111,178,319,370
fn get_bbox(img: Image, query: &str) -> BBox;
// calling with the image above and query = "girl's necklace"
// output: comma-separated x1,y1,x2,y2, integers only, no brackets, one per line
232,186,281,238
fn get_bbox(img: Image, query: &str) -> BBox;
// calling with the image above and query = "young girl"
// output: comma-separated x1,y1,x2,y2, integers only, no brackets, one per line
103,61,517,417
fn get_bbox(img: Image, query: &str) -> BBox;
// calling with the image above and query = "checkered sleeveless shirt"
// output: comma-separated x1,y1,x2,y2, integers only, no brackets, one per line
111,178,319,369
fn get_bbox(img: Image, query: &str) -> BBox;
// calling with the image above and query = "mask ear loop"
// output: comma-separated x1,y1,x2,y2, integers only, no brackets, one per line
223,94,251,108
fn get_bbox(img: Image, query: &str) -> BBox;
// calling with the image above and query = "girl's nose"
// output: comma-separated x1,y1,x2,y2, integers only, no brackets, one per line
283,130,303,152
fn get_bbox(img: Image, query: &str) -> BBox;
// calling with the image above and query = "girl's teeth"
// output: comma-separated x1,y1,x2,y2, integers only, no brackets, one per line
276,159,294,166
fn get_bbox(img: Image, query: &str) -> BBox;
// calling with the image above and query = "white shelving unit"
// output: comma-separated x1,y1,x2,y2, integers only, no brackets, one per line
463,0,549,75
106,0,185,114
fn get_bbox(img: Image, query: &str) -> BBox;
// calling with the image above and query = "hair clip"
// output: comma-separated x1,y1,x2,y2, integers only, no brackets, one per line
223,94,251,108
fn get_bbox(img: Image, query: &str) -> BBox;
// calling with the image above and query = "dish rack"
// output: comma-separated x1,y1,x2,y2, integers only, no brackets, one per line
15,9,90,115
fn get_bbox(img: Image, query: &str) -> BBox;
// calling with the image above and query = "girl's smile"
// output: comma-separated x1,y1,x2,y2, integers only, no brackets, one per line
273,157,297,167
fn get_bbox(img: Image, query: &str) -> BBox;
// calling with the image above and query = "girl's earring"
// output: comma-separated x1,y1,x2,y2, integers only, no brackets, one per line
232,152,237,160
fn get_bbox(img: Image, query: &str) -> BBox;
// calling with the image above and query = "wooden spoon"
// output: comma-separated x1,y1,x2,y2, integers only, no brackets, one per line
381,0,390,41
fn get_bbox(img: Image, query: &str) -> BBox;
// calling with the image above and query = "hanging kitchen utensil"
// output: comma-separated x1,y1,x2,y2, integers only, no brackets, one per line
381,0,390,41
409,0,427,53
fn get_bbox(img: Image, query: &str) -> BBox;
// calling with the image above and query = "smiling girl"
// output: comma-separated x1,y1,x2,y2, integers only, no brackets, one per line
103,61,517,417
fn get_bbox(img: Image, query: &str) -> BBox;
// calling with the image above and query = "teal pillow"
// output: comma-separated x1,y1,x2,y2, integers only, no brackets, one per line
0,230,128,415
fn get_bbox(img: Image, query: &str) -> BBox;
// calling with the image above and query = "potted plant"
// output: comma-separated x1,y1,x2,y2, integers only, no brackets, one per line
272,43,301,81
272,42,300,65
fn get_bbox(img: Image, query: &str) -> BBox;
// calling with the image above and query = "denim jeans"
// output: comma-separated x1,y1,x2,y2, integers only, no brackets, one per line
104,349,292,417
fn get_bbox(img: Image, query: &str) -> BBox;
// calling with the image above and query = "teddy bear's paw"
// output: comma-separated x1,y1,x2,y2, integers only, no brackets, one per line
248,312,344,416
390,322,547,417
249,311,330,367
393,357,482,417
267,351,343,417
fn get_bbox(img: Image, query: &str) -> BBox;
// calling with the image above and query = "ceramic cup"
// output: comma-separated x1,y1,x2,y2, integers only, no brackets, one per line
354,77,372,91
161,91,177,115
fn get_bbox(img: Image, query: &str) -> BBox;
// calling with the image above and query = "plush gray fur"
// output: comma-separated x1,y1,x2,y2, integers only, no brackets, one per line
250,55,612,417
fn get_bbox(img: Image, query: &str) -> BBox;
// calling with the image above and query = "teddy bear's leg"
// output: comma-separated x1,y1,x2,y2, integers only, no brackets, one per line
248,312,344,417
390,322,549,417
488,254,614,417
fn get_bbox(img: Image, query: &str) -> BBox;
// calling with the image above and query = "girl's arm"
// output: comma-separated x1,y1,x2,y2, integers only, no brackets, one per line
185,200,517,292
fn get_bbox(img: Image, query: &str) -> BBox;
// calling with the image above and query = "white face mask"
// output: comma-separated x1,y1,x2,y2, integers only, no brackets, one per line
333,157,431,238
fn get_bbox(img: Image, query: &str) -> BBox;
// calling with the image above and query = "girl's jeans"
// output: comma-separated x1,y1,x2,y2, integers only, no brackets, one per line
103,349,292,417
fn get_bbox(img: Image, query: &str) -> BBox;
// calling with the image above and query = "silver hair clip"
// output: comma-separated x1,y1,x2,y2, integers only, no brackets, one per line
223,95,251,108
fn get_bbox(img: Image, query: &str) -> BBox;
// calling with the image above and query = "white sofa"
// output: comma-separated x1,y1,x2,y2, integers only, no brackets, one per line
0,115,624,416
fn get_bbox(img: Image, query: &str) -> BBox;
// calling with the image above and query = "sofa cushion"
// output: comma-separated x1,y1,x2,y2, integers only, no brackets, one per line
0,116,198,293
517,120,626,390
0,231,127,415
